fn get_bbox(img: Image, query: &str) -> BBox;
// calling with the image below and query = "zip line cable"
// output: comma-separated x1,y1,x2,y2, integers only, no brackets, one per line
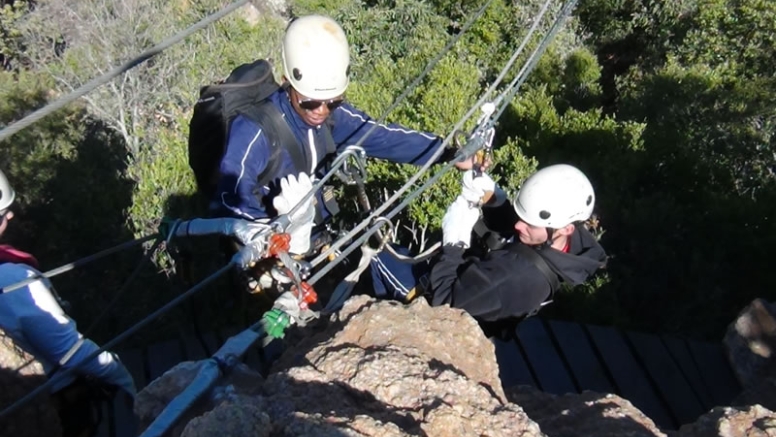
490,0,579,123
0,0,252,144
284,0,496,220
0,262,235,420
313,0,553,272
310,0,558,268
311,0,577,284
82,237,164,337
0,233,158,294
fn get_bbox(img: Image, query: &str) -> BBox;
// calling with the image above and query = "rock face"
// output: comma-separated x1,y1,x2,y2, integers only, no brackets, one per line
136,297,544,436
724,298,776,387
134,360,265,436
274,295,506,402
135,296,776,437
674,405,776,437
506,385,668,437
0,329,62,437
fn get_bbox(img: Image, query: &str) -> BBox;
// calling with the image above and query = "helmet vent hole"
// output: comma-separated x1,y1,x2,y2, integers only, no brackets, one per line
586,195,592,206
539,210,551,220
293,68,303,81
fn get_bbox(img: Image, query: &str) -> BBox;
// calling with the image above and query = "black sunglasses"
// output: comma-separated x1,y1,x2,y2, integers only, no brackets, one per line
298,98,345,111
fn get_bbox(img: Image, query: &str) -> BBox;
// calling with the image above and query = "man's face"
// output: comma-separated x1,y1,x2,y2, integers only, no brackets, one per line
288,87,344,127
514,219,549,246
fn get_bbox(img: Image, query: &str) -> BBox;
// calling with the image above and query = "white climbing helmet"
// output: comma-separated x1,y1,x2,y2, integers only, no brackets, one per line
513,164,595,228
0,169,15,212
282,15,350,100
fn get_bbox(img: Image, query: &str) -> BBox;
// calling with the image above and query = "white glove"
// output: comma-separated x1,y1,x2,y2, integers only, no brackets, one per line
461,170,496,205
273,173,316,255
176,218,270,246
442,195,481,248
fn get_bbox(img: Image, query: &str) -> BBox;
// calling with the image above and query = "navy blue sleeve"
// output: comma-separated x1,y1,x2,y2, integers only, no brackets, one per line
329,103,444,166
429,247,551,322
212,115,273,220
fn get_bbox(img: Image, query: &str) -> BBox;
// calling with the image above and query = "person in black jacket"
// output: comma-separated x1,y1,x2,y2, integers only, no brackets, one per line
370,164,607,324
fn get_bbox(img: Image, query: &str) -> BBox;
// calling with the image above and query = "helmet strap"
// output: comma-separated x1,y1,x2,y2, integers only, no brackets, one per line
543,228,555,248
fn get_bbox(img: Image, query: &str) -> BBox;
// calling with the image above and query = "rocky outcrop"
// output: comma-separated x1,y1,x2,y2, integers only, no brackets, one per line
274,295,506,402
724,298,776,388
674,405,776,437
0,329,62,437
136,297,543,436
135,361,264,435
506,385,668,437
135,296,776,437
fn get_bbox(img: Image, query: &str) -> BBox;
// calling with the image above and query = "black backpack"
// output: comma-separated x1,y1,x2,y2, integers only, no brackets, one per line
187,59,307,199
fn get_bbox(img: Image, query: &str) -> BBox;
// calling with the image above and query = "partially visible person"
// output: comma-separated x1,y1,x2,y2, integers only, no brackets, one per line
370,164,607,327
0,169,135,436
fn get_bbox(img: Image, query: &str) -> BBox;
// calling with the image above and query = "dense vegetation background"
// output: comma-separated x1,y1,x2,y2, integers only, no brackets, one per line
0,0,774,345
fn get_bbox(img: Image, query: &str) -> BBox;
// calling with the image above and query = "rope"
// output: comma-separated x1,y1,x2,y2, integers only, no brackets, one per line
311,0,574,281
0,0,251,144
0,261,235,420
284,0,496,220
0,234,158,294
40,237,165,380
490,0,579,122
309,0,556,268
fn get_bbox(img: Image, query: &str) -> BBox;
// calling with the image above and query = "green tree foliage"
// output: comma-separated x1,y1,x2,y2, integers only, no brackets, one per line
0,0,28,69
540,0,776,337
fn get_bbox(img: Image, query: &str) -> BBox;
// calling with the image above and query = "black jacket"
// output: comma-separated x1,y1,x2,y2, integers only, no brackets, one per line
428,222,607,322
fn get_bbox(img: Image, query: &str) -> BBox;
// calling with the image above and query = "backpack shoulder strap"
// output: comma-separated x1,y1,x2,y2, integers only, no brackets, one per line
508,243,561,295
242,101,308,187
320,121,336,155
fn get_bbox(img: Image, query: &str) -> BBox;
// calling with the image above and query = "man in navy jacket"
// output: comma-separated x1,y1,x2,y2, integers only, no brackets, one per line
211,15,466,255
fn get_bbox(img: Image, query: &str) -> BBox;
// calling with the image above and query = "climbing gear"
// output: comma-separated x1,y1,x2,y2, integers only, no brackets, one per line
512,164,595,229
324,217,393,313
159,217,272,247
282,15,350,100
0,169,15,212
262,306,293,339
